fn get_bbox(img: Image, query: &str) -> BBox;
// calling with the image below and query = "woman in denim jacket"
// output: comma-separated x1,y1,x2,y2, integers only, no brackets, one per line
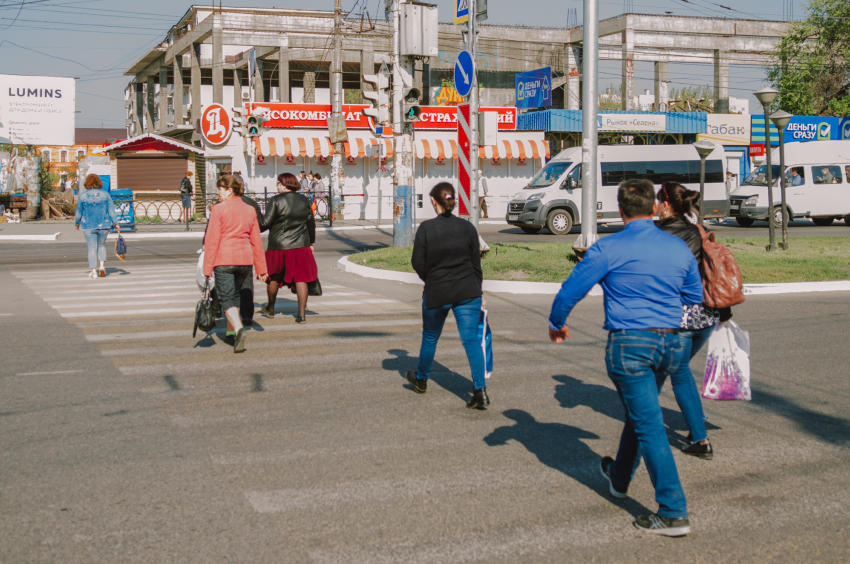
75,174,120,278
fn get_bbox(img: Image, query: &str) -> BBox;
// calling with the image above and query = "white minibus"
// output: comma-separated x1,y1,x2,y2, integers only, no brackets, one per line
730,140,850,227
506,144,728,234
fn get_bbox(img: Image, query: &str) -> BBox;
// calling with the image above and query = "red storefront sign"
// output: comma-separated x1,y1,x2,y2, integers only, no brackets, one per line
244,103,517,131
748,143,765,157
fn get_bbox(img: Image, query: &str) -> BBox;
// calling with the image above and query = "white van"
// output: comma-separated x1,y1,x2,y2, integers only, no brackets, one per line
506,144,728,234
730,140,850,227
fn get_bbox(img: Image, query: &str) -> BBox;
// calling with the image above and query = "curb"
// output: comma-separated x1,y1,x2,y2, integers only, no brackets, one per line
0,232,61,241
107,232,205,240
337,256,850,296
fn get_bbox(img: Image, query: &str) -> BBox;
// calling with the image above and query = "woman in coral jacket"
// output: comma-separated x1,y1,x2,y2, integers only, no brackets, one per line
203,175,269,353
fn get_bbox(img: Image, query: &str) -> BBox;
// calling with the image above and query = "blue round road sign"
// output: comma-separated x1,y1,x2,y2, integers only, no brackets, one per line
454,51,474,98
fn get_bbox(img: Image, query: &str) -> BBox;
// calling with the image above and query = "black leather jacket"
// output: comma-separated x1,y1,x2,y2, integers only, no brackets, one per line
259,191,316,251
656,216,702,260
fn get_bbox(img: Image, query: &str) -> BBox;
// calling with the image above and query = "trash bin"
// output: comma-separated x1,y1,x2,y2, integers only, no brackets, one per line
111,189,136,232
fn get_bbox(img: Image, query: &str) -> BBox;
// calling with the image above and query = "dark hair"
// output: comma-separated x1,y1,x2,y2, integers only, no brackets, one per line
617,179,656,218
217,174,244,196
656,181,699,216
84,174,103,189
429,182,456,213
277,172,300,191
314,173,322,180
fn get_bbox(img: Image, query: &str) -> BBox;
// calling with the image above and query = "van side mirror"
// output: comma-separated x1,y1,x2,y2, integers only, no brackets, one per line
562,178,574,190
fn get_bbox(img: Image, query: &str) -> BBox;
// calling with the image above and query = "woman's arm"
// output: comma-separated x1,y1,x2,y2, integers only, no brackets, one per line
203,207,222,277
249,216,269,279
74,197,83,226
411,226,427,281
106,195,119,230
259,196,276,232
470,229,482,285
306,210,316,245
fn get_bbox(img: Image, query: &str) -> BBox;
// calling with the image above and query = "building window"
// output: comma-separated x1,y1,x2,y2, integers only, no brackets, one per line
77,150,85,160
41,150,51,162
60,150,68,163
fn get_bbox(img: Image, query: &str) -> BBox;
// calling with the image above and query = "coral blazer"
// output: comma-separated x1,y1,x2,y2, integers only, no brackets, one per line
203,197,268,278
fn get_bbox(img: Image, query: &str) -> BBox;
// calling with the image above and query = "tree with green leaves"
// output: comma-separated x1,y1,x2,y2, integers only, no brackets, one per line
767,0,850,116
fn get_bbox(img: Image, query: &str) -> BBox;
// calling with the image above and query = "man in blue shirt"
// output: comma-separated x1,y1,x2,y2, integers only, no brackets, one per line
549,179,703,537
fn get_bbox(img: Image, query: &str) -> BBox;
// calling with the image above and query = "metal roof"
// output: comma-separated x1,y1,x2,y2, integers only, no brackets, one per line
517,110,707,134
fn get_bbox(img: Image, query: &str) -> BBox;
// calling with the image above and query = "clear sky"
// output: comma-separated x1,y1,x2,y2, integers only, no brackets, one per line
0,0,798,130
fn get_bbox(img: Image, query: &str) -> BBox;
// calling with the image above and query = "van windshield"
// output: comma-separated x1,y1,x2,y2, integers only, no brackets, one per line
741,165,781,187
527,162,572,188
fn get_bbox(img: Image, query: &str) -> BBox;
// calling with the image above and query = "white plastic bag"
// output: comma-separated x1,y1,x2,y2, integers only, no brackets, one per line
702,320,751,401
196,249,214,293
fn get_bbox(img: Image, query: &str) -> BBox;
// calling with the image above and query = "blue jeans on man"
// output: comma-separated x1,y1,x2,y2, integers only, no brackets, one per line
416,296,486,390
605,330,689,520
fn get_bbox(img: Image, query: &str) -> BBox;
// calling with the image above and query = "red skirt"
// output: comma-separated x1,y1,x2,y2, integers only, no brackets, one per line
266,247,318,285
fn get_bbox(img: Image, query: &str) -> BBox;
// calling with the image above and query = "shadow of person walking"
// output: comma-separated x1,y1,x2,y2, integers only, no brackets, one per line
383,349,472,402
484,409,653,517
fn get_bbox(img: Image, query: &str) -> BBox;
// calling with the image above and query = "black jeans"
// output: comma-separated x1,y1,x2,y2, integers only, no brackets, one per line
213,265,254,316
211,268,254,321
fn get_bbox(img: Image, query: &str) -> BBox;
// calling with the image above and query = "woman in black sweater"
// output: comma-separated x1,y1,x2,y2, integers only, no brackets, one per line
408,182,489,409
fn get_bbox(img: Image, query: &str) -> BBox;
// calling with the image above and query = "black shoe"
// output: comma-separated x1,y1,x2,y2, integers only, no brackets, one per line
634,514,691,537
599,456,628,499
686,432,693,444
682,440,714,460
241,318,253,327
295,315,307,324
223,334,235,346
233,328,247,353
405,370,427,394
466,388,490,410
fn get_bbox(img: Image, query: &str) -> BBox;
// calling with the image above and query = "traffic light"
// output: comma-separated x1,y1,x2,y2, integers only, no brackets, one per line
402,87,422,123
252,107,270,136
232,107,247,137
246,115,260,138
361,73,390,135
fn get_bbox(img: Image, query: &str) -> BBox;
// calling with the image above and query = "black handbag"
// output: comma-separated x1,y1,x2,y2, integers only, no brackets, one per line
193,279,216,337
289,279,323,296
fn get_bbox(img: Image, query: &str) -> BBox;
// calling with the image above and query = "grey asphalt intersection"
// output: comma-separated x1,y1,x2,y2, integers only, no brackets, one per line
2,260,850,563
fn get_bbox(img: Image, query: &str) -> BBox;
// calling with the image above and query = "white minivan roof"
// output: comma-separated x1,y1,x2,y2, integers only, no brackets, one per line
551,144,726,162
769,140,850,164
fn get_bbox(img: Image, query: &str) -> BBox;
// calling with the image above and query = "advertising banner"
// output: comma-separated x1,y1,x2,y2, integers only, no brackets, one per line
598,113,666,132
0,74,76,145
751,115,840,145
515,68,552,110
415,106,516,130
699,114,750,145
840,117,850,141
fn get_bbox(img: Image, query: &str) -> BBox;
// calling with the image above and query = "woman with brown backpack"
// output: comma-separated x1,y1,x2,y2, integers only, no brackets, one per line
655,182,740,460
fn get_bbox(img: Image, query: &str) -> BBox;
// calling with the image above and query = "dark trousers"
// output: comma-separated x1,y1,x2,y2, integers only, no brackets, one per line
211,267,254,321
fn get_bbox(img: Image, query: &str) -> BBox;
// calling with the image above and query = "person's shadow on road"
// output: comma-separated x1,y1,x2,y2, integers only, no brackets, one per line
483,409,653,517
383,349,472,402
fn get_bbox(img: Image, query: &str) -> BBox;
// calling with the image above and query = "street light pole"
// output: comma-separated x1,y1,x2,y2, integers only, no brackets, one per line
754,87,778,252
770,109,793,250
693,140,715,226
573,0,599,254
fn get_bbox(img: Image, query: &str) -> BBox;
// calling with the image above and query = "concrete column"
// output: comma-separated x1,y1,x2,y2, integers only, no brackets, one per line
212,15,224,105
190,43,201,129
233,68,243,109
158,64,168,132
566,44,581,111
621,28,635,111
278,39,290,103
134,81,144,134
253,59,264,102
714,50,730,114
145,75,156,132
303,71,316,103
173,54,184,126
360,49,374,103
654,60,669,112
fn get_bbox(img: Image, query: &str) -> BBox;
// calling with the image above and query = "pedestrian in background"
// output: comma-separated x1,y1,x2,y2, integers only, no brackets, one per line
408,182,489,409
180,171,194,222
656,182,732,460
203,175,268,352
259,172,318,324
478,170,489,218
299,171,309,193
75,174,120,279
549,178,703,536
313,173,327,199
237,190,262,326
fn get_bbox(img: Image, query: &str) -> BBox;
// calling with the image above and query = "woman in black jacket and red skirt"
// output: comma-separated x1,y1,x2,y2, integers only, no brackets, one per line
259,173,318,324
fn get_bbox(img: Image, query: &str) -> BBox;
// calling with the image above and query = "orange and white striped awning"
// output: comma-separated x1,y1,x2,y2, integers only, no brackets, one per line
415,138,549,160
254,134,392,159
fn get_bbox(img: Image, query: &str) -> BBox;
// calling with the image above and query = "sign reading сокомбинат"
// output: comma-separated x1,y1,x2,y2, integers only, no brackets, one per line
0,74,76,145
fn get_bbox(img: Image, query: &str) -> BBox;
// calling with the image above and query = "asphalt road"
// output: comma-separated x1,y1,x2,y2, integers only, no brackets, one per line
2,229,850,563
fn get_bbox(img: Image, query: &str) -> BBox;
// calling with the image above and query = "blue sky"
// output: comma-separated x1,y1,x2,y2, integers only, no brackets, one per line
0,0,797,130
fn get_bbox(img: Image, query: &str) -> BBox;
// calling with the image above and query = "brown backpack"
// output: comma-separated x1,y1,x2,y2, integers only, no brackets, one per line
696,225,745,308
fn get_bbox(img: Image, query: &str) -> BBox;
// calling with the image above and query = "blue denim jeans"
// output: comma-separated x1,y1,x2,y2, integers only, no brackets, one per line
417,296,486,390
83,228,109,268
606,330,688,519
671,326,715,443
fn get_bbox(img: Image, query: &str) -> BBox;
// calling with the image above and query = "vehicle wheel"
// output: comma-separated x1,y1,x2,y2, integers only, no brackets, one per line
546,209,573,235
845,215,850,226
812,217,834,226
771,207,784,228
735,217,754,227
520,226,542,234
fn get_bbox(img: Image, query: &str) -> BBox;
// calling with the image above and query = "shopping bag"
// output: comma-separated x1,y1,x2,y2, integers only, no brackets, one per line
114,235,127,262
193,279,216,337
478,307,493,379
702,320,751,401
196,249,214,293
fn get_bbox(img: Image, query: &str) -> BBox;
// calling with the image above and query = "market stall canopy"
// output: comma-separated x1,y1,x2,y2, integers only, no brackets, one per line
93,133,205,154
254,132,393,159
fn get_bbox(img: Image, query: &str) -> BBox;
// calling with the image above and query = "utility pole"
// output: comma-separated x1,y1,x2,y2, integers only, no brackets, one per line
468,0,480,231
329,0,344,228
392,0,415,247
573,0,599,254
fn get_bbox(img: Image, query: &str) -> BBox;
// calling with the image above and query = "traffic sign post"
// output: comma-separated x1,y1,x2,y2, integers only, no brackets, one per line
457,102,475,218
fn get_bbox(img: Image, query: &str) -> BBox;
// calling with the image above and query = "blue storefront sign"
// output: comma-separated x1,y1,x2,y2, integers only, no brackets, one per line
515,67,552,110
840,117,850,140
751,115,841,145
